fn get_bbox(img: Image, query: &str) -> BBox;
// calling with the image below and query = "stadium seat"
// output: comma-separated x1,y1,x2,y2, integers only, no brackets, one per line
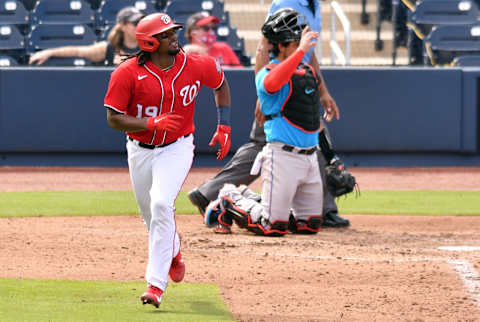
40,56,92,66
407,0,480,65
216,24,250,66
0,24,24,51
26,24,97,53
425,24,480,66
216,25,242,52
155,0,167,11
452,54,480,66
84,0,101,10
31,0,96,25
0,25,25,63
0,1,29,27
0,54,19,66
165,0,226,24
20,0,36,11
96,0,157,27
408,0,480,35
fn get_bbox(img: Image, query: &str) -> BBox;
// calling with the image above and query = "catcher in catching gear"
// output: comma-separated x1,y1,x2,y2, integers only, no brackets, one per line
189,0,350,230
210,9,332,236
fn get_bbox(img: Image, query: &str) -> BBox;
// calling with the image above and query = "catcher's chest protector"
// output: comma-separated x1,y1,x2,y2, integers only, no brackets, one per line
267,63,321,132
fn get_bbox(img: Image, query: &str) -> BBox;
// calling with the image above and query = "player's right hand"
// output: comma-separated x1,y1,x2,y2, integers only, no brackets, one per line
298,26,318,54
146,114,184,132
254,100,266,126
209,124,231,160
29,50,51,65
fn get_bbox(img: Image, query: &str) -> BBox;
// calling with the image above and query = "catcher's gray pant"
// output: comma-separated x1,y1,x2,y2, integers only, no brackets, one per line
197,141,338,215
254,142,323,224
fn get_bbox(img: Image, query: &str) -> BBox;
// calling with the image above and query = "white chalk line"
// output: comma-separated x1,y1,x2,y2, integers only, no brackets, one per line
193,247,480,307
448,260,480,306
438,246,480,252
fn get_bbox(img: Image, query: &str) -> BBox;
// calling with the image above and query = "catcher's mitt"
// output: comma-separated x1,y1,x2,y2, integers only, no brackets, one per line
325,159,357,197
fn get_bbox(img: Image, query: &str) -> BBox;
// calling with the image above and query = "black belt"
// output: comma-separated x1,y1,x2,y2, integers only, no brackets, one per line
282,145,317,155
128,134,190,149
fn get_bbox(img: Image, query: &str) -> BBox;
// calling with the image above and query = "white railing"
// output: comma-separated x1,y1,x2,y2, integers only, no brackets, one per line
330,1,351,65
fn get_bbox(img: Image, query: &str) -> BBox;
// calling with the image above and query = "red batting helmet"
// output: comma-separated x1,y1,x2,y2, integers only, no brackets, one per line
135,13,182,52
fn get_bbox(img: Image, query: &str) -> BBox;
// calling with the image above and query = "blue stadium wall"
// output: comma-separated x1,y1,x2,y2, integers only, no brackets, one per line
0,66,479,167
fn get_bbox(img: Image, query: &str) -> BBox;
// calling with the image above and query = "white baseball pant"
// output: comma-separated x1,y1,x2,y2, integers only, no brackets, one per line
126,134,194,291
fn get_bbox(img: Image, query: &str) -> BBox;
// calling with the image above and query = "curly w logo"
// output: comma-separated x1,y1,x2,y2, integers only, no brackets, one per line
179,81,200,107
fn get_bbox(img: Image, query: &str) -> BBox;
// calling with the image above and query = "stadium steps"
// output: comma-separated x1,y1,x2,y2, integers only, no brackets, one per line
224,0,407,66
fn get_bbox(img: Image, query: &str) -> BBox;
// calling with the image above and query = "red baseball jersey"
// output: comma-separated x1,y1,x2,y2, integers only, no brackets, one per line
208,42,242,68
104,51,224,145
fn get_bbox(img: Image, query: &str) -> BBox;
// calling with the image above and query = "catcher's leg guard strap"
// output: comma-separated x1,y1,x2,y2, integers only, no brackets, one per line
288,214,322,234
222,197,249,228
218,210,233,228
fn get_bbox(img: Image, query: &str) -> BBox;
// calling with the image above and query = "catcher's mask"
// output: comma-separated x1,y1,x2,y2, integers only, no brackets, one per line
261,8,307,44
135,13,182,52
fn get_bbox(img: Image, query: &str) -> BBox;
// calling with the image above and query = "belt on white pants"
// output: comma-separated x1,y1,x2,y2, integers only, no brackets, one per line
128,134,191,150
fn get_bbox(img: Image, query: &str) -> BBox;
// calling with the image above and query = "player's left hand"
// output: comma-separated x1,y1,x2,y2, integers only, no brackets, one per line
321,93,340,122
209,124,231,160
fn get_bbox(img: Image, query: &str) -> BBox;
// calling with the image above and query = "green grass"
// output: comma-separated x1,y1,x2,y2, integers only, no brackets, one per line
0,191,139,217
0,190,479,218
0,279,234,322
336,190,480,215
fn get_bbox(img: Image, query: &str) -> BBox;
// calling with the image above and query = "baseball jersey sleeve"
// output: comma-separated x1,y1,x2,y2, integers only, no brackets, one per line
256,68,290,116
104,66,133,114
198,56,225,90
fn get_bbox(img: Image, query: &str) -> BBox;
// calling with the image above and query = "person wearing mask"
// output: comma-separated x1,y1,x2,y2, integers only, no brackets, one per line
183,11,242,68
29,6,143,66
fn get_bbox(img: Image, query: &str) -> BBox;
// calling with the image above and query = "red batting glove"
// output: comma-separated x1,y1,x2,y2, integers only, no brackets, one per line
209,124,231,160
146,114,183,132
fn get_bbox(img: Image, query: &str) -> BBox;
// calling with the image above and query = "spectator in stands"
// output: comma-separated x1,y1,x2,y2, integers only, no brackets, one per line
29,6,143,66
183,11,243,68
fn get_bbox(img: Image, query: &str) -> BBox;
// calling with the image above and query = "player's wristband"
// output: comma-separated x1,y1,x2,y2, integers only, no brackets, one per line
217,105,231,126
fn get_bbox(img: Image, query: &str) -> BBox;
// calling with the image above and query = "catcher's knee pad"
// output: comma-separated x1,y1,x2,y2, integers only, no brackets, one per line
288,214,322,234
205,198,233,229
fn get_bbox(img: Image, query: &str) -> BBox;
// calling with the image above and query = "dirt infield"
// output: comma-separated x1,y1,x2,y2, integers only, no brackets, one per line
1,167,480,321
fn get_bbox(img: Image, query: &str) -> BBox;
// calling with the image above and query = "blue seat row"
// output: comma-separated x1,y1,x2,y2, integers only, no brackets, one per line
0,0,161,30
0,0,251,66
426,24,480,66
406,0,480,65
366,0,480,66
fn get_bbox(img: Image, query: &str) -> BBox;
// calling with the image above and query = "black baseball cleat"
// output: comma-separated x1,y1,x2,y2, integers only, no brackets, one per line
187,188,210,216
322,212,350,228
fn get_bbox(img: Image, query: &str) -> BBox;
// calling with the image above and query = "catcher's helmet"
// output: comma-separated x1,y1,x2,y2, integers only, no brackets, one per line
135,13,182,52
261,8,306,44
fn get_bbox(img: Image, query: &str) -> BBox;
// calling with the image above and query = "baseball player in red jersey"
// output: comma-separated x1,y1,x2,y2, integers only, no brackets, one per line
104,12,231,308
